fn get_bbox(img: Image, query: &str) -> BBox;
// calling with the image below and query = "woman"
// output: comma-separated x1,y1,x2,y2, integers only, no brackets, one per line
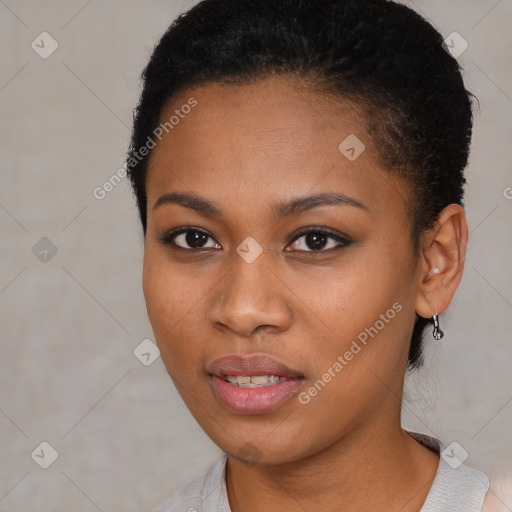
126,0,502,510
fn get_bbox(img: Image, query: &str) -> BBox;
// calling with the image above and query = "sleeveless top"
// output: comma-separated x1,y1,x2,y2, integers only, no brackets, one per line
154,431,490,512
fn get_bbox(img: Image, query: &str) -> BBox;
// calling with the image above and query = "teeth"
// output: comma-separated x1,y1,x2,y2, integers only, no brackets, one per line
250,375,269,385
225,375,286,387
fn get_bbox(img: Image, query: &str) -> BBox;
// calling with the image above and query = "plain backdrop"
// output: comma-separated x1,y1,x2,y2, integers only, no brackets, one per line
1,0,511,510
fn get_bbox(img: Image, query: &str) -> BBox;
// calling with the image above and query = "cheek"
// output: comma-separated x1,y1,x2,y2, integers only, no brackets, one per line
285,250,400,342
142,247,209,372
288,251,411,395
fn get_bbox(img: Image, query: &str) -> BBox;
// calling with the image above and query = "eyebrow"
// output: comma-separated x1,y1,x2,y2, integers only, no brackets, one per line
153,191,368,218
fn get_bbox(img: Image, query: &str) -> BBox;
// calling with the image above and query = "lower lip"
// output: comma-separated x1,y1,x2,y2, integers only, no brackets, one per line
209,375,303,415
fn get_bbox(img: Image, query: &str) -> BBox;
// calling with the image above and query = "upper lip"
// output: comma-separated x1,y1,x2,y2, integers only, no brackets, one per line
208,353,304,379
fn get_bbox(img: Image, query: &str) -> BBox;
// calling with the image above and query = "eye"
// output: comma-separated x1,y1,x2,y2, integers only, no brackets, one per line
159,227,221,250
286,228,351,252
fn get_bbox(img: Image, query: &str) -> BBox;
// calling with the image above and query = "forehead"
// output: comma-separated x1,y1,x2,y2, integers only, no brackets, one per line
145,76,409,223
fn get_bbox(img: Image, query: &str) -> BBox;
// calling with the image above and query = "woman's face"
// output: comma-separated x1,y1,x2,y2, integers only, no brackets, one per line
143,76,423,464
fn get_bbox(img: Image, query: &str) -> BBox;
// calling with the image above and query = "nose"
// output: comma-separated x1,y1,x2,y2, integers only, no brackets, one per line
208,250,293,338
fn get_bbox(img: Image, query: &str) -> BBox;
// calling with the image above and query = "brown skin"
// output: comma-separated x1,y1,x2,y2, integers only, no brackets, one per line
143,76,468,511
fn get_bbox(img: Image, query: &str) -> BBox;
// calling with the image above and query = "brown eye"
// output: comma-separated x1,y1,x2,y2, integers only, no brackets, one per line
287,229,351,252
159,228,221,250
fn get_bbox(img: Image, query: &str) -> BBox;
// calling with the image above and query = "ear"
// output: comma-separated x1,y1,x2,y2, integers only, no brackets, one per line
415,204,469,319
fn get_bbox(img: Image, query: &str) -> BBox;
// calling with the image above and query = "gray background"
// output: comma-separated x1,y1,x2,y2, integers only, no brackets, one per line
1,1,511,510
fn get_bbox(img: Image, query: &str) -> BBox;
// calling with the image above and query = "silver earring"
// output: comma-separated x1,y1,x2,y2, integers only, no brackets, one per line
432,314,444,340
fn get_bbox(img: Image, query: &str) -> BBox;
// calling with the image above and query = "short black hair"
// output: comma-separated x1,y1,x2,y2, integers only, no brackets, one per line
126,0,475,370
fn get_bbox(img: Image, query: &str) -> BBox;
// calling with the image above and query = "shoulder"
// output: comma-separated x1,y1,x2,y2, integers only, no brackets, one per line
153,453,229,512
407,431,491,512
483,473,512,512
409,431,512,511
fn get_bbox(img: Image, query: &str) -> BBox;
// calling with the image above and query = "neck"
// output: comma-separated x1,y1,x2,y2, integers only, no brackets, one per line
226,415,439,512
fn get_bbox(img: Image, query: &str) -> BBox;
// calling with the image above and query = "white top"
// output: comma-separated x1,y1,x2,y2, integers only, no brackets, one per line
154,431,490,512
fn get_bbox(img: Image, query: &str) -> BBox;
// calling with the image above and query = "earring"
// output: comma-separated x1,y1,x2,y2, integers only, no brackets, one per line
432,314,444,340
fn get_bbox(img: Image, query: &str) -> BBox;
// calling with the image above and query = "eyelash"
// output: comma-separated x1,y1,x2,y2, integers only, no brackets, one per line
158,226,352,253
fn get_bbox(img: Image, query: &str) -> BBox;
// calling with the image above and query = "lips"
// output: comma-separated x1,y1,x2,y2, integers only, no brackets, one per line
208,353,304,379
207,353,304,415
